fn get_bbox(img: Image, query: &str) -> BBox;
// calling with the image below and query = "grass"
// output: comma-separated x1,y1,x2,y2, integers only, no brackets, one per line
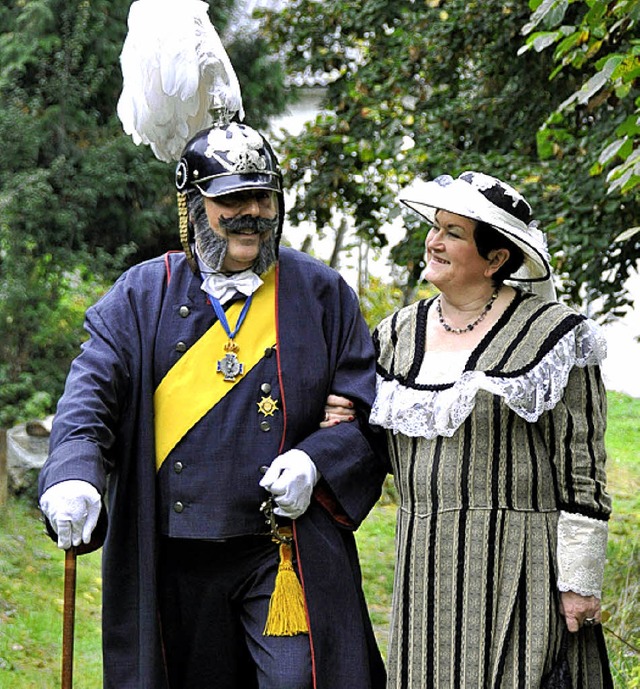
1,392,638,687
0,502,102,688
596,392,640,687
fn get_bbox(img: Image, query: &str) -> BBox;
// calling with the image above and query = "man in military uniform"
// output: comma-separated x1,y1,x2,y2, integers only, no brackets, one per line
38,121,387,689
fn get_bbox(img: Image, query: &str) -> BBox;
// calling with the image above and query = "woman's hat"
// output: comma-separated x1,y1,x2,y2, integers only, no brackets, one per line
399,171,551,282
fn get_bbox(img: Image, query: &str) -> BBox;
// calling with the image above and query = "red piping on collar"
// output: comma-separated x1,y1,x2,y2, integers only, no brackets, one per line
163,250,183,285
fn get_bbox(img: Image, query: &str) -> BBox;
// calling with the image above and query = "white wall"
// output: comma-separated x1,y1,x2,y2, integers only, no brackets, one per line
599,270,640,397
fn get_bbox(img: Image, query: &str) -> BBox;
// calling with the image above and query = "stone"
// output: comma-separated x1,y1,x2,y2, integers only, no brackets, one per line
6,416,53,499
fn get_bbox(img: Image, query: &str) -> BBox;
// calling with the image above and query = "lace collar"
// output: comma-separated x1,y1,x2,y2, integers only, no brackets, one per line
371,295,607,438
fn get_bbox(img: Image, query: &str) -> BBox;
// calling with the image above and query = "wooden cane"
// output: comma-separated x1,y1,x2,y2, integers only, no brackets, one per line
62,546,77,689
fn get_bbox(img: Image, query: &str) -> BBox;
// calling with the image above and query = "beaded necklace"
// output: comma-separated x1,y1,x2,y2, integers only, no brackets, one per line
436,287,500,334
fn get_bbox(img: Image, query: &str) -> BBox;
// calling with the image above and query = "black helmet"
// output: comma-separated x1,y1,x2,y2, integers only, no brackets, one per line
175,122,282,198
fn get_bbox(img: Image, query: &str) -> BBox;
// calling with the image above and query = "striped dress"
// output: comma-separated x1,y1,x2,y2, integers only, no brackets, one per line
371,291,613,689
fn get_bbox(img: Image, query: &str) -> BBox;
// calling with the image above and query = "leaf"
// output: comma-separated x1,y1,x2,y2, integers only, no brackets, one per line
613,226,640,243
584,1,607,26
547,0,570,27
536,126,556,159
560,56,623,109
607,166,634,193
554,29,583,60
598,137,629,165
615,113,640,138
533,31,562,52
521,0,569,35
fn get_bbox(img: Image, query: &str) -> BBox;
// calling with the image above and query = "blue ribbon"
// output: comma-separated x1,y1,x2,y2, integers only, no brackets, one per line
209,293,254,340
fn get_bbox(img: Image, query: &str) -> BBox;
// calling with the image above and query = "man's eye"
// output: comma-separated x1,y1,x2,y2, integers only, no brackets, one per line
219,191,271,205
216,195,241,206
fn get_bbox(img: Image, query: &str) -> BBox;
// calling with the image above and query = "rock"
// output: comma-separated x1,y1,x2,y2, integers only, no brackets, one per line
25,416,53,437
6,417,52,499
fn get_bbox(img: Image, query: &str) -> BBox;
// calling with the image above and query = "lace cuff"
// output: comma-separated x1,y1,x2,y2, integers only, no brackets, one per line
557,510,608,598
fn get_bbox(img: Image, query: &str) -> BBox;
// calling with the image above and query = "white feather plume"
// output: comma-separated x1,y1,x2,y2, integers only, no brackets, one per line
117,0,244,163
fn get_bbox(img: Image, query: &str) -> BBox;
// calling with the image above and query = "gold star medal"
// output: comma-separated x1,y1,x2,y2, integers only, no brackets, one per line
257,396,279,417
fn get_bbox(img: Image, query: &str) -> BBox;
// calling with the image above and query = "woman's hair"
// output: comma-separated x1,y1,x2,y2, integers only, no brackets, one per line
474,221,525,286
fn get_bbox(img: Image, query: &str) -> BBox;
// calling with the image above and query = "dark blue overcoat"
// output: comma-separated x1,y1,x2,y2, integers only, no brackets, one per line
39,248,388,689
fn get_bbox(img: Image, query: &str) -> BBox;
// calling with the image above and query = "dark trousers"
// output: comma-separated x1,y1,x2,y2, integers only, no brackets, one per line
158,535,312,689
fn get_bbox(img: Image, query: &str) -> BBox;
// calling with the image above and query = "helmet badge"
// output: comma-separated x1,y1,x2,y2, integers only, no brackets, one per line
204,125,268,175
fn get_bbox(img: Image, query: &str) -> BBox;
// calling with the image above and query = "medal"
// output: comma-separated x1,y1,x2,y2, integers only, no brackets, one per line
217,341,244,382
257,395,279,416
209,293,254,383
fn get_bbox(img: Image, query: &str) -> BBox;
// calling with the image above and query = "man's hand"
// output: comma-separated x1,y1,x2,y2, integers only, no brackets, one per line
320,394,355,428
560,591,602,632
40,480,101,550
259,449,319,520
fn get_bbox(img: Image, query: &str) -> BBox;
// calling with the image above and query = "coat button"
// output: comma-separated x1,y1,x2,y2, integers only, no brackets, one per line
260,421,271,432
173,501,184,513
264,347,274,358
261,383,272,395
174,461,183,474
176,341,187,353
179,305,190,318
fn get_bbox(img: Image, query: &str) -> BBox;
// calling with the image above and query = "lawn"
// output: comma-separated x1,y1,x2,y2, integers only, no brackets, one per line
0,391,638,687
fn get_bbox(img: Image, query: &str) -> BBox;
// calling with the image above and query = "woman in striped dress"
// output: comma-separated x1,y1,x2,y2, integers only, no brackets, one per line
368,171,613,688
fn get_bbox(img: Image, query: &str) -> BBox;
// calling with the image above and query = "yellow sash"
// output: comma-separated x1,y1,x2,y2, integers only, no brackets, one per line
154,267,277,471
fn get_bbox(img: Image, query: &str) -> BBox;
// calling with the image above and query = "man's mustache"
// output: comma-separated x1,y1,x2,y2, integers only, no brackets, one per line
218,214,279,234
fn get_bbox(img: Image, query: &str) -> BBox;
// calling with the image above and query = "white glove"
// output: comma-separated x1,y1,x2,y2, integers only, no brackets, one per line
259,449,320,520
40,479,101,550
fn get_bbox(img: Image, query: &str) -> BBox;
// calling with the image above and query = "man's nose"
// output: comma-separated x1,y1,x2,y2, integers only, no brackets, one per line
241,196,262,216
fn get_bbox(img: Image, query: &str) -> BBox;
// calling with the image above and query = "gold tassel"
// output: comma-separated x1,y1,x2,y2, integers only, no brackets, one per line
263,531,309,637
177,192,198,273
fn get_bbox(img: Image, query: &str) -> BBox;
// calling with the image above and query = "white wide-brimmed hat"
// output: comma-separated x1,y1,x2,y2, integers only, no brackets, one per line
399,171,551,282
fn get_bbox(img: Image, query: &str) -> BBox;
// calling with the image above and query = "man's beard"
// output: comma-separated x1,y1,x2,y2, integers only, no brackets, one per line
192,201,278,274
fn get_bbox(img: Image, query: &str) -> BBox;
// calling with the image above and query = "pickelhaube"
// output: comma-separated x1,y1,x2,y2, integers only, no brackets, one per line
175,121,283,198
175,121,285,273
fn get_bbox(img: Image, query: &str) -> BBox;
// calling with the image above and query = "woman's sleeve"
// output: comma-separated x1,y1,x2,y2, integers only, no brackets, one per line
550,363,611,598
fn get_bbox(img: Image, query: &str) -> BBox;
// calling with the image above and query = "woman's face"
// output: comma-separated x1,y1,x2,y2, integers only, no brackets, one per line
423,210,493,292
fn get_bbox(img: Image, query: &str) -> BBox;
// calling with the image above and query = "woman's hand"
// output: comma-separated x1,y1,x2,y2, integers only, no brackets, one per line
560,591,602,632
320,394,355,428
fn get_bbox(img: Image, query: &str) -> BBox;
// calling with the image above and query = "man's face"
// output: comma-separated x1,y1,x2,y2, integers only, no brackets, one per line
203,190,278,273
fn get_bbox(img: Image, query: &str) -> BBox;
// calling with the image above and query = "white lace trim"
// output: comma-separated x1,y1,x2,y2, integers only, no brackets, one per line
370,319,606,438
557,511,608,598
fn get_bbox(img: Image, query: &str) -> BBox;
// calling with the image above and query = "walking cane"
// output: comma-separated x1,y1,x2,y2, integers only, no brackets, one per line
62,546,77,689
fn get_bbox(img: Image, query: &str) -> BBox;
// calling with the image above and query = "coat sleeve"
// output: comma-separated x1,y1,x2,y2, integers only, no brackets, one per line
294,280,389,528
38,276,142,500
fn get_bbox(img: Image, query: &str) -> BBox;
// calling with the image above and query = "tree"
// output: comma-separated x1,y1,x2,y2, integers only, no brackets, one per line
520,0,640,199
0,0,290,426
260,0,639,317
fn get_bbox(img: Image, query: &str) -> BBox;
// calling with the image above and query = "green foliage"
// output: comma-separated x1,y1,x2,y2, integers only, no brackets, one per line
0,0,290,426
261,0,639,318
359,274,437,331
0,253,114,428
520,0,640,197
359,275,406,329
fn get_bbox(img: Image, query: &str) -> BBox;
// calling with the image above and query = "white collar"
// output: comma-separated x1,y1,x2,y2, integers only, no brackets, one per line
195,249,263,305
